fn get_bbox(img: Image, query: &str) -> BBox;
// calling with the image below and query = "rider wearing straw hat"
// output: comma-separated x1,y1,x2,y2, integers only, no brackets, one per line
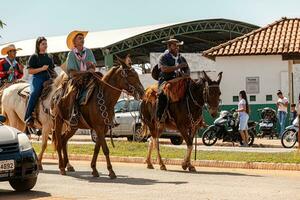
156,38,190,122
59,30,97,124
65,30,96,76
0,44,24,84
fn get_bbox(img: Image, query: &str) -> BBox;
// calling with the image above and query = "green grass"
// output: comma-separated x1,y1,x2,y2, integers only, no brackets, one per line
32,141,300,164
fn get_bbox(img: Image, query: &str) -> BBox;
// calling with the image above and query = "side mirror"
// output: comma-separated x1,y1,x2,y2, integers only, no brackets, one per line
0,115,6,123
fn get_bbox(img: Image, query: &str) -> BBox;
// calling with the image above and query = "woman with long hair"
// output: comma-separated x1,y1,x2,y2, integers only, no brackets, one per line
24,36,57,127
236,90,250,147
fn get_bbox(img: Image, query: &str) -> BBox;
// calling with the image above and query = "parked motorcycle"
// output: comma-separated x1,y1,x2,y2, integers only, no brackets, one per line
281,117,298,148
257,107,277,138
202,110,256,146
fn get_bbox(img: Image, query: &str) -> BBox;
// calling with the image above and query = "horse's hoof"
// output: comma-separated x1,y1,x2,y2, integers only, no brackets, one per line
147,164,154,169
182,163,188,171
67,166,75,172
38,164,43,171
60,169,66,175
109,171,117,179
188,166,196,172
92,171,99,177
160,165,167,171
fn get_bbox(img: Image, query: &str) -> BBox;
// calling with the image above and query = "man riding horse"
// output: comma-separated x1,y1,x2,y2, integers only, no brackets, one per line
156,38,190,122
0,44,24,85
58,30,97,125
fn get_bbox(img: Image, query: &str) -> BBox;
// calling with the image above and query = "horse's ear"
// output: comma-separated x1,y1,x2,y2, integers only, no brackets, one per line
217,72,223,84
202,71,212,84
115,55,130,69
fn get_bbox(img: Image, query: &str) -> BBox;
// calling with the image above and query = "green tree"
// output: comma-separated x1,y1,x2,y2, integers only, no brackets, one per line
0,20,6,37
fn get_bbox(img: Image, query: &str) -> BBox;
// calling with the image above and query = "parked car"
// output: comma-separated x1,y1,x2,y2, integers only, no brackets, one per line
0,115,39,191
91,98,183,145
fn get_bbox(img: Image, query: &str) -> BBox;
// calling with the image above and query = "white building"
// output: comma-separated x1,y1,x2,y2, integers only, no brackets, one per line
202,18,300,121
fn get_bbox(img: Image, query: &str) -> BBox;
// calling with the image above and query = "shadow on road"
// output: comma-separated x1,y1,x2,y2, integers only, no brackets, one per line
41,169,188,185
0,190,51,200
167,169,262,177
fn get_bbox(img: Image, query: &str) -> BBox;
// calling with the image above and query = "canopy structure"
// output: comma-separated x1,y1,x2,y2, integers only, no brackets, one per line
0,18,259,67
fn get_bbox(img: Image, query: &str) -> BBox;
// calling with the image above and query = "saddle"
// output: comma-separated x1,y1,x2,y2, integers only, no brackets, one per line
17,79,54,102
143,77,190,104
55,72,104,127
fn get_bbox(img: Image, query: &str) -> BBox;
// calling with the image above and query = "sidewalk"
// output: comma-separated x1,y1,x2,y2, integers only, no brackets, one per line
32,134,291,148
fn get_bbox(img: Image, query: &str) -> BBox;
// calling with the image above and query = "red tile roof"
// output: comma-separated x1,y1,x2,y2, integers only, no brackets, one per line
203,17,300,58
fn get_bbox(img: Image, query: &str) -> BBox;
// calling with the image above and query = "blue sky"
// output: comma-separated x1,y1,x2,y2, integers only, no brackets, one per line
0,0,299,44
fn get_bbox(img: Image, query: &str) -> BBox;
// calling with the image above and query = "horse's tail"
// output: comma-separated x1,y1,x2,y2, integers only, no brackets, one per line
139,100,150,138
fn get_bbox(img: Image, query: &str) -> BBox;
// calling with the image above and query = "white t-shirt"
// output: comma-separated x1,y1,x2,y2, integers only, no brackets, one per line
277,97,288,112
238,99,248,117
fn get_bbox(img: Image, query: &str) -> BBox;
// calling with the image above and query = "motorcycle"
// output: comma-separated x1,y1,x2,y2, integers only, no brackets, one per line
202,110,256,146
257,107,277,138
281,117,299,148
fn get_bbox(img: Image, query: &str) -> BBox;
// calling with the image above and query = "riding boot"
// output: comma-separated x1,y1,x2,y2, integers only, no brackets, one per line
58,82,78,121
156,92,168,123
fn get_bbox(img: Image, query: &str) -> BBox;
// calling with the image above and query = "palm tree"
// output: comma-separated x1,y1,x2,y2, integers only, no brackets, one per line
0,20,5,38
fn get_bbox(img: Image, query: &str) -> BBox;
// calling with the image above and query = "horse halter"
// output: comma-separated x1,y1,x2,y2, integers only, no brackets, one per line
203,81,221,110
120,67,138,96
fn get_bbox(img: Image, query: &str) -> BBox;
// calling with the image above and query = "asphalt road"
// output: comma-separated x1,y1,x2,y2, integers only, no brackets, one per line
0,159,300,200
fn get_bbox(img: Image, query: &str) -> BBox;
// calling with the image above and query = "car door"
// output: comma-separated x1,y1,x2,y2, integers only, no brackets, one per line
122,100,140,135
113,100,128,136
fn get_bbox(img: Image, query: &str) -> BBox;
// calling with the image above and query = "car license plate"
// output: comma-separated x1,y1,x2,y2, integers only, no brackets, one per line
0,160,15,171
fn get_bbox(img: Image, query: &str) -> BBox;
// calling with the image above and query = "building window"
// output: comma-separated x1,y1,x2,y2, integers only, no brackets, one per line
233,96,239,102
266,95,272,101
250,95,256,102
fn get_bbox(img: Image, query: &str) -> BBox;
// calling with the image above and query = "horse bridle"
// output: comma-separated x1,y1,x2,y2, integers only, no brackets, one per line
203,81,221,110
92,66,138,97
120,67,137,96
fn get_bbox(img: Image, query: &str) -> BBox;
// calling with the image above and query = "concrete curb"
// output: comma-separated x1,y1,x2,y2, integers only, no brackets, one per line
43,153,300,171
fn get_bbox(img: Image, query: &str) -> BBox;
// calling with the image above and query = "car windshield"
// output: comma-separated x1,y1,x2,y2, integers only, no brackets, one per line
114,100,127,112
128,100,140,112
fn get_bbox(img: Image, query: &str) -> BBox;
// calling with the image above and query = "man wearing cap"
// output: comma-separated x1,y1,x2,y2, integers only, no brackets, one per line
156,38,190,122
59,30,97,124
0,44,24,85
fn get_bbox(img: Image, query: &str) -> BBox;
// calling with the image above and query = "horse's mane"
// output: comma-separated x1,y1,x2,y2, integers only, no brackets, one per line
102,66,119,82
53,71,68,88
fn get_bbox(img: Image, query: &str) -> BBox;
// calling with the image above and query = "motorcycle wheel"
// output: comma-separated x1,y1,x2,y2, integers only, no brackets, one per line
281,129,297,148
202,127,218,146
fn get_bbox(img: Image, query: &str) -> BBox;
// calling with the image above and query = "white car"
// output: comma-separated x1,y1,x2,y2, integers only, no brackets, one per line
91,98,183,145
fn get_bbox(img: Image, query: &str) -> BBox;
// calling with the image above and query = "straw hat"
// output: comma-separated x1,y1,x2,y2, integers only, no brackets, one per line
162,38,184,45
66,30,88,49
1,44,22,55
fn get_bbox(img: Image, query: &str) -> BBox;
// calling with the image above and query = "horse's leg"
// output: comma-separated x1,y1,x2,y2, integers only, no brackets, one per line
90,127,102,177
97,129,116,179
180,129,196,172
145,136,154,169
37,125,50,170
62,128,77,172
153,136,166,170
53,116,66,175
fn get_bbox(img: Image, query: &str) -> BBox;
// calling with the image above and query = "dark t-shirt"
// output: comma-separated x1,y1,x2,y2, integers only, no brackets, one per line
158,51,189,84
27,53,56,78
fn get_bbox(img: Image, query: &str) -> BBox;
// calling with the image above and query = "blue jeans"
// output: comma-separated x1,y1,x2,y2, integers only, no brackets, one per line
24,75,49,122
277,111,287,136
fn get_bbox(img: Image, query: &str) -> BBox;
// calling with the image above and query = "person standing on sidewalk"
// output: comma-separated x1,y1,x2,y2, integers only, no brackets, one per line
276,90,289,137
236,90,250,147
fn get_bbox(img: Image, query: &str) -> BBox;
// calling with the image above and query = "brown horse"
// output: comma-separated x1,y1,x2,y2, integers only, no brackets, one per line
141,71,222,171
52,63,145,178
